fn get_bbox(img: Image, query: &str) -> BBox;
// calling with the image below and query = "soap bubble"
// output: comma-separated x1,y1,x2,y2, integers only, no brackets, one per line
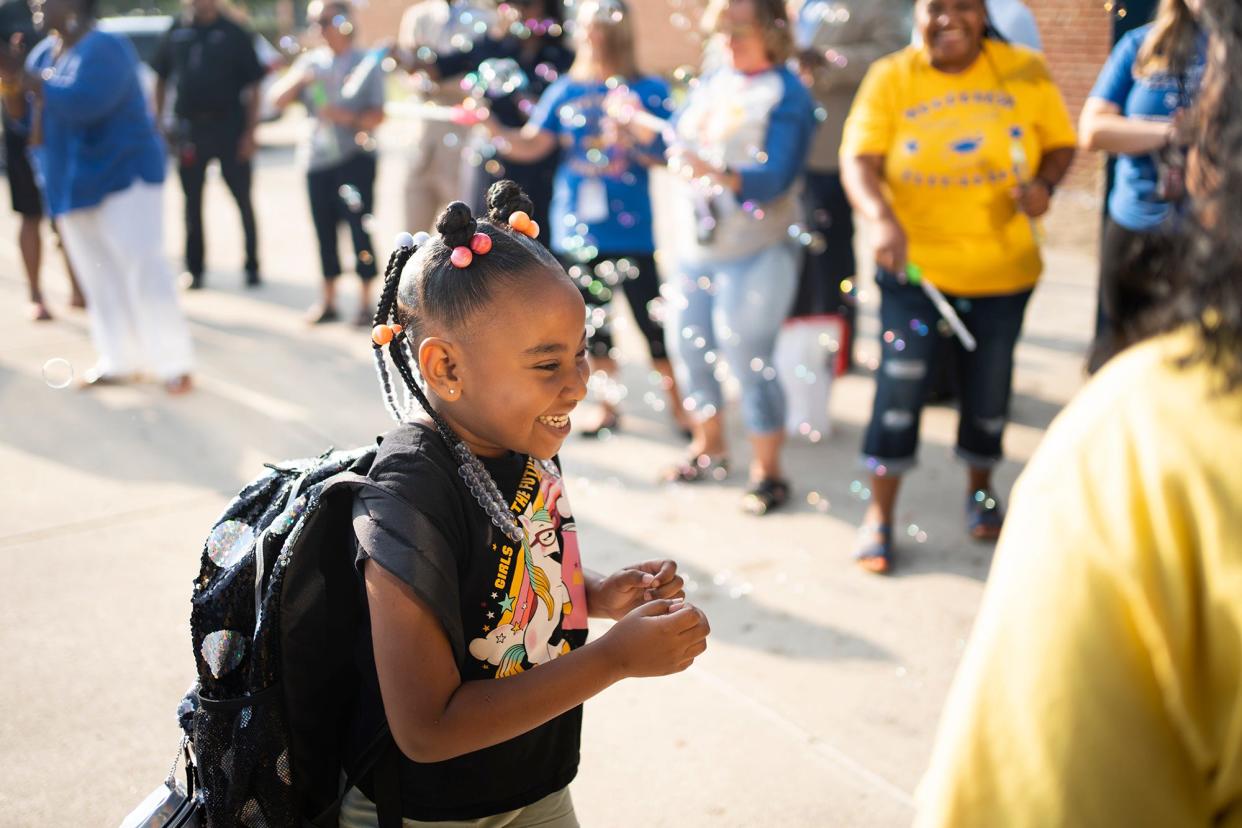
338,185,363,212
42,358,73,389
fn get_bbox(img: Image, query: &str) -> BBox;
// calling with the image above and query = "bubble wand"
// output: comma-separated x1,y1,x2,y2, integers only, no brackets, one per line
905,263,977,352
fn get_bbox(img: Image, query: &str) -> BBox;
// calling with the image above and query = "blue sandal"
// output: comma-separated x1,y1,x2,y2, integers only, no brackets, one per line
967,490,1005,541
854,523,893,574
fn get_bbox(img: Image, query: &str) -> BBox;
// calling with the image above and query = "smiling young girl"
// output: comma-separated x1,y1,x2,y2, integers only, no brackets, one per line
341,180,710,826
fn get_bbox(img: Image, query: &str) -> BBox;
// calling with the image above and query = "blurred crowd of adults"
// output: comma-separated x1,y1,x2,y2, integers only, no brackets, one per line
0,0,1222,571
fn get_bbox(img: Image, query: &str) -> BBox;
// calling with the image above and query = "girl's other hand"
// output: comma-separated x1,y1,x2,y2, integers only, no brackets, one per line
873,215,908,274
601,599,710,678
590,560,686,620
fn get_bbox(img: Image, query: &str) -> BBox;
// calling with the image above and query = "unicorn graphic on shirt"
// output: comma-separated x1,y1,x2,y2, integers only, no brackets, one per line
469,470,589,677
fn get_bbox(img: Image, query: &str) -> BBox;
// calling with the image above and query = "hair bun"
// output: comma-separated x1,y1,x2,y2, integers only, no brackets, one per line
435,202,478,249
485,180,536,225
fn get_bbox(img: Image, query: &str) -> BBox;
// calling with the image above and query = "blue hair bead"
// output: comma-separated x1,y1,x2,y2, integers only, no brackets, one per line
395,232,415,249
412,231,432,247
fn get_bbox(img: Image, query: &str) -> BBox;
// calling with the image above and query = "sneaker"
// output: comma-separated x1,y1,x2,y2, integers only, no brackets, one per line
245,269,261,288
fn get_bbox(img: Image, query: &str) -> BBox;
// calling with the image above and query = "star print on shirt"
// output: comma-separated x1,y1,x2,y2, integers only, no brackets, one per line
487,611,495,619
491,592,498,599
499,595,515,612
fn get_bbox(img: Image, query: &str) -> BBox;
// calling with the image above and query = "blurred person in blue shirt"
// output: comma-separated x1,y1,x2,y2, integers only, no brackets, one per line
0,0,193,392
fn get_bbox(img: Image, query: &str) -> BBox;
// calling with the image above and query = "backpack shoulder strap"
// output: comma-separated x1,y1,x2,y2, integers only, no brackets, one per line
300,471,404,828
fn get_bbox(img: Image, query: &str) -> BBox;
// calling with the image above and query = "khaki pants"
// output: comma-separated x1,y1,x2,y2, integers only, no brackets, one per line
403,118,471,235
338,785,578,828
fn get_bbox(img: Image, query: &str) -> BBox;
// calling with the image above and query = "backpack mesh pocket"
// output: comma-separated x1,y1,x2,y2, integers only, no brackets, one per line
195,687,297,828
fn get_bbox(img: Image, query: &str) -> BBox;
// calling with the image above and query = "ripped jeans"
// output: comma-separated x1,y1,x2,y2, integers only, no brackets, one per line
862,269,1032,474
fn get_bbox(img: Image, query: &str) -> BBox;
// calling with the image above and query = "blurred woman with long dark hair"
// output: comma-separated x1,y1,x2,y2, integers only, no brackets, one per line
917,0,1242,820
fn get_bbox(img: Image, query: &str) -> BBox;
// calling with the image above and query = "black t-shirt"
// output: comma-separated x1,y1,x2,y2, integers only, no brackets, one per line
152,15,265,119
350,422,590,821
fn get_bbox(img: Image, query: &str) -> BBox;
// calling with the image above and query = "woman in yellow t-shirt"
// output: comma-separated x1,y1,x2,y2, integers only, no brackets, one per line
839,0,1076,573
918,0,1242,819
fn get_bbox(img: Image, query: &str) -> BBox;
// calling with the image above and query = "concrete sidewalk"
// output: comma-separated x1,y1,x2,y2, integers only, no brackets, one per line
0,113,1099,827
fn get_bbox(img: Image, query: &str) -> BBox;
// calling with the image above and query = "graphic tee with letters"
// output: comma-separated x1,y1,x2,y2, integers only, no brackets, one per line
351,422,589,821
842,41,1076,296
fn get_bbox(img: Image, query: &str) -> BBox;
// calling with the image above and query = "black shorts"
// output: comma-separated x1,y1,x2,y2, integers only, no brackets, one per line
4,122,43,218
562,251,667,361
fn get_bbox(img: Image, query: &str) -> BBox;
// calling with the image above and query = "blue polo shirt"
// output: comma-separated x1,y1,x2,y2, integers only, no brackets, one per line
26,30,166,218
1089,24,1206,231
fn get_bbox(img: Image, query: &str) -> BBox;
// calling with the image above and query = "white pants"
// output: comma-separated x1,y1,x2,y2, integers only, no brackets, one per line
57,181,194,380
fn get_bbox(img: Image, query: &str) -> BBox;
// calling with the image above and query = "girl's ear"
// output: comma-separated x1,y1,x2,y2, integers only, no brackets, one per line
417,337,463,401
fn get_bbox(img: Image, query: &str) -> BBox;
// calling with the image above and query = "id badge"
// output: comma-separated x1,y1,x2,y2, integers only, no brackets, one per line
576,177,610,224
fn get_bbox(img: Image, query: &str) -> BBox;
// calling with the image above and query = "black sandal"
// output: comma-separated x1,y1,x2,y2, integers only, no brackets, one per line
742,478,790,516
578,410,621,439
662,454,729,483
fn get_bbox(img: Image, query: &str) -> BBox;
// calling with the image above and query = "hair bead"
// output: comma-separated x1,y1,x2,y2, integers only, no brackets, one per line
469,232,492,255
507,210,531,231
450,246,474,268
395,232,415,249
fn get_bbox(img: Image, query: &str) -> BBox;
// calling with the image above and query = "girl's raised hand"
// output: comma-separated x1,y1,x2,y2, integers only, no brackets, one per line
600,599,710,678
590,560,686,620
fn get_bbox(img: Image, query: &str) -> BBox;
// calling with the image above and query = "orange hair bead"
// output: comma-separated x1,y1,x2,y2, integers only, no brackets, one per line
507,210,531,232
371,325,393,346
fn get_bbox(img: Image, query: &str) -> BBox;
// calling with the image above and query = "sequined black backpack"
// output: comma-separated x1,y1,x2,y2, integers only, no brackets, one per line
176,444,404,828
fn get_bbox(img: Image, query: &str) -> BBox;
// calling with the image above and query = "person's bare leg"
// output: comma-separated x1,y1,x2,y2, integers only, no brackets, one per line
653,357,692,433
358,278,374,325
749,430,784,482
582,354,620,431
967,465,992,494
863,473,901,529
20,216,48,319
308,280,338,323
695,412,727,458
51,220,85,307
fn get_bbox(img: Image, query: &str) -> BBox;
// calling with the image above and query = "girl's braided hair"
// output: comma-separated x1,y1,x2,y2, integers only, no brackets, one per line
370,181,564,541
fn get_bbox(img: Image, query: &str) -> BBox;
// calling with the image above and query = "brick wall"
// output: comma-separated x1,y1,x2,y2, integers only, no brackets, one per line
1027,0,1115,194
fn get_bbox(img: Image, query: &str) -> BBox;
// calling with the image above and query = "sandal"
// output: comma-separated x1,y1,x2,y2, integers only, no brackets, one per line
854,523,893,574
742,478,789,516
164,374,193,395
306,304,339,325
967,490,1004,541
578,409,620,439
662,454,729,483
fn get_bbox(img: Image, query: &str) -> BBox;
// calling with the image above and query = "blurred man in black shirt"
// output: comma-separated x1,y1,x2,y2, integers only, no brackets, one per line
154,0,266,289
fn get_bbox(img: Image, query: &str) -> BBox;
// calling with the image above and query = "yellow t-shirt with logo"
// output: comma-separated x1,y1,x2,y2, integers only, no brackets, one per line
916,330,1242,827
841,42,1077,296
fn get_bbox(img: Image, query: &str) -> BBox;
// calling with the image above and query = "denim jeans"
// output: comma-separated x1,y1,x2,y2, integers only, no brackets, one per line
862,269,1032,473
666,243,799,434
